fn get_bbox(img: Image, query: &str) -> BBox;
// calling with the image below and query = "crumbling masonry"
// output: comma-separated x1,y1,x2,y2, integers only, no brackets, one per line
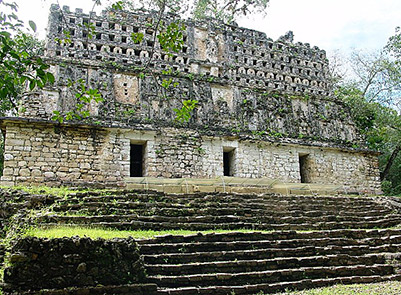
0,5,381,192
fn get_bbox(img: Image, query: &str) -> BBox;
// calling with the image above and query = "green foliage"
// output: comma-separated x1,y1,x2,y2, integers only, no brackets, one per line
160,67,179,91
331,28,401,196
381,151,401,195
157,20,186,55
347,50,401,107
54,29,72,46
131,32,144,44
251,130,265,137
110,0,125,10
106,0,136,11
81,22,96,40
0,185,99,197
336,81,401,195
335,86,376,133
186,73,195,81
336,83,401,150
192,0,270,24
173,99,199,123
386,26,401,63
161,78,179,90
52,79,103,123
0,1,55,115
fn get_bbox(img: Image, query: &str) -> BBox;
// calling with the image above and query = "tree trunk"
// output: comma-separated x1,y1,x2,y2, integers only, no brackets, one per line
381,145,401,181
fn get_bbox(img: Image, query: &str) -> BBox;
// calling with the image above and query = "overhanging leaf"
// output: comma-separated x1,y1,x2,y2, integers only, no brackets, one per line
28,20,37,32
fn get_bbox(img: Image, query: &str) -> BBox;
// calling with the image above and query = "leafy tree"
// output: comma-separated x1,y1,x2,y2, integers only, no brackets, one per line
192,0,270,24
386,26,401,62
348,50,401,109
0,1,54,176
333,28,401,194
0,1,54,116
110,0,270,23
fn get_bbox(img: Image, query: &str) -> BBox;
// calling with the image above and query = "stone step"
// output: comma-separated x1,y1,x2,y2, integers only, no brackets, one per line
53,206,394,218
70,190,164,198
54,198,385,211
40,213,401,225
59,192,381,203
148,264,395,288
157,274,401,295
41,216,401,231
139,235,401,255
54,192,385,207
143,243,401,265
145,253,386,276
138,229,401,245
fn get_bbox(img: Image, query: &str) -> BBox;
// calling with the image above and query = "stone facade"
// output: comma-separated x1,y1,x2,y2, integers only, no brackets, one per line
0,5,382,192
0,119,381,192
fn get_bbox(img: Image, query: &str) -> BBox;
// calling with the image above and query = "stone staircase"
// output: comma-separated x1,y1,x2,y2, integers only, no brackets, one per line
39,191,401,231
3,189,401,294
139,230,401,294
0,189,57,272
0,189,56,235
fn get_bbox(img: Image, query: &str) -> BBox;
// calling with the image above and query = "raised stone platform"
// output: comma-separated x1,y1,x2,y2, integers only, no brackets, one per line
125,176,347,195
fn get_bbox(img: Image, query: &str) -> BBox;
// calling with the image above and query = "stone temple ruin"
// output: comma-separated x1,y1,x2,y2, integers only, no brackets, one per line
0,4,381,193
3,6,401,295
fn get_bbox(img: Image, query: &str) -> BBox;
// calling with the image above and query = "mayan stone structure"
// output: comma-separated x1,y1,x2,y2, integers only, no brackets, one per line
0,5,381,192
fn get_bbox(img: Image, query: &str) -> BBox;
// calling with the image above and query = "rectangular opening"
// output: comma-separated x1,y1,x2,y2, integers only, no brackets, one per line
130,143,145,177
223,148,235,177
299,153,310,183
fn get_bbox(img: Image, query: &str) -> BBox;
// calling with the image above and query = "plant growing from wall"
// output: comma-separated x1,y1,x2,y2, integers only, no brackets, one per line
173,99,199,123
52,79,103,123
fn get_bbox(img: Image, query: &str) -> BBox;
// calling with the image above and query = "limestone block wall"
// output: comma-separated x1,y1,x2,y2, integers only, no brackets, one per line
1,121,128,187
0,121,381,192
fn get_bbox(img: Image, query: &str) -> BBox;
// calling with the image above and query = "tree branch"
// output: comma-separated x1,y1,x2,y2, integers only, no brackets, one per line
381,145,401,181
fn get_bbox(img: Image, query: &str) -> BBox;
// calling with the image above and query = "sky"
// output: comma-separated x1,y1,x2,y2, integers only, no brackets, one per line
11,0,401,55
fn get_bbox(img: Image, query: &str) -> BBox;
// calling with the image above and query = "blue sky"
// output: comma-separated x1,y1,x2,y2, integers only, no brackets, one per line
14,0,401,55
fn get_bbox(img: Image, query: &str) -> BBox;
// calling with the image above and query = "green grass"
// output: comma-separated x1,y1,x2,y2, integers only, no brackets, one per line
25,226,270,240
25,225,401,240
0,185,108,197
271,281,401,294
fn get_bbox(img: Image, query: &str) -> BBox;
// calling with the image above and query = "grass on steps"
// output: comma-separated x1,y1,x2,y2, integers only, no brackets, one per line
0,185,107,197
24,225,401,240
270,281,401,294
25,226,272,239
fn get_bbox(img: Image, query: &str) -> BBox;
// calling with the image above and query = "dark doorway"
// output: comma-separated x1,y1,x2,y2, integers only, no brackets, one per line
299,154,310,183
130,144,144,177
223,150,234,176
